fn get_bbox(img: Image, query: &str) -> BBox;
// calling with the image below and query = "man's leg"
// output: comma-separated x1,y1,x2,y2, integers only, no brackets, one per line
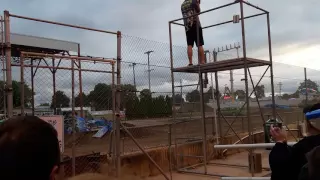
198,46,205,64
188,45,193,65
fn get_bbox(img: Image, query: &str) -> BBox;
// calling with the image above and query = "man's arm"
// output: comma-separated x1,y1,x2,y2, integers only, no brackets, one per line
269,142,292,179
192,0,201,13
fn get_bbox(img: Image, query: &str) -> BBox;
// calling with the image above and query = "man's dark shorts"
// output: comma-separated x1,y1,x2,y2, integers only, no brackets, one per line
186,24,204,47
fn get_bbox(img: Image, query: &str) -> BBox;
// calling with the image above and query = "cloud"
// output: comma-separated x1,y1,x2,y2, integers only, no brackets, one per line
1,0,320,105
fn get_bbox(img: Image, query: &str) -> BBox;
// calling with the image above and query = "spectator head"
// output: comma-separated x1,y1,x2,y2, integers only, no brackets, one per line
303,103,320,135
0,116,61,180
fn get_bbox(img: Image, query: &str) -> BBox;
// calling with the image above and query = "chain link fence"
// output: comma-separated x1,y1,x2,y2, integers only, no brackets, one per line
1,32,320,178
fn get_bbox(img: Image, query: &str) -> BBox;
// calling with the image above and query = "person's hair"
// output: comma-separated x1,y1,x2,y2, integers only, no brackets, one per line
303,103,320,134
303,103,320,114
0,116,60,180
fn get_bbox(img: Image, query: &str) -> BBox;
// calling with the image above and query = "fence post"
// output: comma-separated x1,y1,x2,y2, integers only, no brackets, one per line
115,31,122,177
71,58,76,177
4,11,13,118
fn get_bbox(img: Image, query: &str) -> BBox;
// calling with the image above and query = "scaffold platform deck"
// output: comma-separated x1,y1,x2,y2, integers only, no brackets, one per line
172,57,271,73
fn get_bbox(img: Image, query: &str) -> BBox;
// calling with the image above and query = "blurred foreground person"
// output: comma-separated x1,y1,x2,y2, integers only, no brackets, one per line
299,145,320,180
269,103,320,180
0,116,61,180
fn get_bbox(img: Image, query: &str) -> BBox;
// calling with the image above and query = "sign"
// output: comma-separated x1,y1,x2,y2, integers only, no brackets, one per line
39,115,64,153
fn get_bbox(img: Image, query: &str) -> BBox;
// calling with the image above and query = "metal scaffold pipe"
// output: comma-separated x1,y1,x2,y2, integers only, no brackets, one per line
214,142,296,149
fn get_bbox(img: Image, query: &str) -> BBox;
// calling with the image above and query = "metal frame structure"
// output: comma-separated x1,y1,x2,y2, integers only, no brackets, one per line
169,1,279,177
3,10,122,177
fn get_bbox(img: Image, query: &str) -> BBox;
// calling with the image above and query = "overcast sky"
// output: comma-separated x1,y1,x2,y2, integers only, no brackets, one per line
1,0,320,105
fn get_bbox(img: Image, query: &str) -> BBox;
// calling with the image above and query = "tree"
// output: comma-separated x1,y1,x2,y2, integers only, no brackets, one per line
51,90,70,108
139,89,153,117
186,90,200,102
205,86,221,101
88,83,112,110
255,85,265,99
0,80,33,109
174,94,184,104
140,89,152,99
75,93,90,107
298,79,319,92
121,84,138,110
235,89,245,100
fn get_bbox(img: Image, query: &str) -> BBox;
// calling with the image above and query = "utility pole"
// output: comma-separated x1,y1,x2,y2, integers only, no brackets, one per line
214,42,241,96
144,50,154,92
129,63,137,90
277,82,283,97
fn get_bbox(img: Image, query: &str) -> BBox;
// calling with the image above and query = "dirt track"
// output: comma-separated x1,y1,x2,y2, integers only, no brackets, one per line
63,109,302,157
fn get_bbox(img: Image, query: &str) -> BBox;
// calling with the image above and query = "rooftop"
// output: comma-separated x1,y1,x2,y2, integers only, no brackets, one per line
0,33,79,57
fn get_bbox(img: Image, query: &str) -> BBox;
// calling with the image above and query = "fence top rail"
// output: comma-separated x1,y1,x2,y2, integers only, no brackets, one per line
20,51,116,64
5,11,118,35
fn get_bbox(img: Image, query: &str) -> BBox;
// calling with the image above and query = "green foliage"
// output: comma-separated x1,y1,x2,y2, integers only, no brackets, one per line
235,89,245,100
75,92,90,107
185,87,219,103
298,79,319,92
174,94,184,104
0,80,33,109
255,85,265,99
51,90,70,108
88,83,112,110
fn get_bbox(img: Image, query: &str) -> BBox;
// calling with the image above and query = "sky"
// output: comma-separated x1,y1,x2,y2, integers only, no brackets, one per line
1,0,320,105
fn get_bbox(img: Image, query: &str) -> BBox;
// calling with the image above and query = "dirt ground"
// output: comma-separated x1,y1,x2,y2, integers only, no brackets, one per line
61,109,302,179
63,109,302,156
66,150,271,180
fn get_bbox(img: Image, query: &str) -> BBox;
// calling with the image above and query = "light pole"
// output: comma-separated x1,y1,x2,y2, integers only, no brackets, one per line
144,50,154,91
129,63,137,90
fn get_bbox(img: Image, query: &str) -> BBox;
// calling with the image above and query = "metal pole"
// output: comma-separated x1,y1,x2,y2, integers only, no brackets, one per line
130,63,137,91
304,68,308,104
0,16,6,117
71,58,76,176
78,44,84,117
8,13,117,35
148,53,150,91
267,14,276,119
210,53,218,143
240,1,253,176
222,177,270,180
111,63,116,168
168,124,173,180
116,31,122,177
214,142,296,149
213,51,222,143
20,51,115,63
31,60,35,115
52,58,57,114
199,69,207,174
169,22,176,177
4,11,13,118
20,53,24,115
144,51,154,92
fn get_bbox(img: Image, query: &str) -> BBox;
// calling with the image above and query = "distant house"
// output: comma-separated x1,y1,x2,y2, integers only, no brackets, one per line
34,106,54,116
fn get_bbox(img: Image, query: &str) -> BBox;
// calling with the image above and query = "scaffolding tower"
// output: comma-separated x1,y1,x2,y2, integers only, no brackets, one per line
169,0,278,177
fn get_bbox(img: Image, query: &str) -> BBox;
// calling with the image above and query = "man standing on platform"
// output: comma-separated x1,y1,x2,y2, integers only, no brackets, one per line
181,0,205,66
